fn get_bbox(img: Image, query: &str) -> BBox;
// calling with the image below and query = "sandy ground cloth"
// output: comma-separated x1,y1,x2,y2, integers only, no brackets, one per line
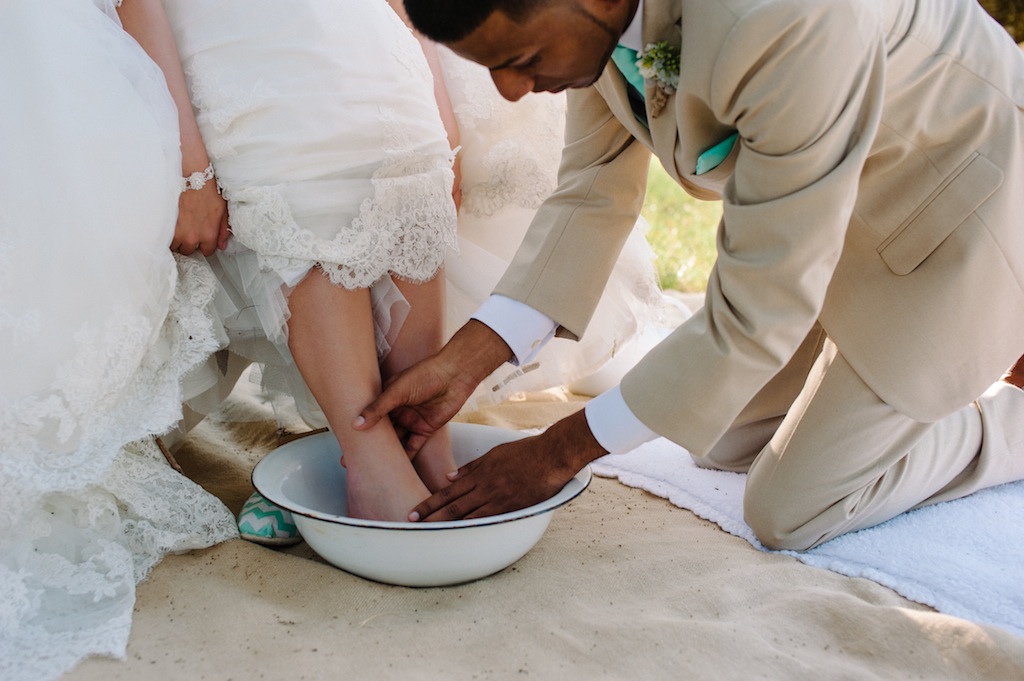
593,439,1024,637
62,381,1024,680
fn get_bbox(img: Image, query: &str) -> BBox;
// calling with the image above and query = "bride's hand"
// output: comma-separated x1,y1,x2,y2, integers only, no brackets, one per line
115,0,230,256
171,181,230,256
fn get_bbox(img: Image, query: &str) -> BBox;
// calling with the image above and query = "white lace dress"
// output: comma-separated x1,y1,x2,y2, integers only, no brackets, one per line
439,48,687,408
0,2,237,680
163,0,457,427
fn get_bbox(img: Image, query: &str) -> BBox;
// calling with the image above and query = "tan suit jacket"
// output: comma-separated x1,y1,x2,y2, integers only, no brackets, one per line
495,0,1024,455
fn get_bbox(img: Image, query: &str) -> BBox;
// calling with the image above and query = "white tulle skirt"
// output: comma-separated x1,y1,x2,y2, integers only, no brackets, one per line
438,47,688,408
0,2,237,679
163,0,457,427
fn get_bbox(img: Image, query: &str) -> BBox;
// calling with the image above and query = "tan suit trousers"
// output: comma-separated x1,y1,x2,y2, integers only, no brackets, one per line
696,329,1024,550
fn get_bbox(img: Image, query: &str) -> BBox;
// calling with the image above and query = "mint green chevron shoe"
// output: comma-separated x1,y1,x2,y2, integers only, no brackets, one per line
237,492,302,546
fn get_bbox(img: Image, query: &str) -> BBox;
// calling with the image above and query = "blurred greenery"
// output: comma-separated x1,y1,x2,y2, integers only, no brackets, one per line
642,5,1021,293
981,0,1024,42
641,159,720,293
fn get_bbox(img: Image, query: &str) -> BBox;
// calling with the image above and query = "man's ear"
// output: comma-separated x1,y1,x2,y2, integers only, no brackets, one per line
577,0,635,29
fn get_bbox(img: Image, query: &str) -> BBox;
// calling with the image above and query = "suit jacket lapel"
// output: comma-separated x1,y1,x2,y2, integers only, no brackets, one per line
597,63,653,147
642,0,686,181
597,0,721,198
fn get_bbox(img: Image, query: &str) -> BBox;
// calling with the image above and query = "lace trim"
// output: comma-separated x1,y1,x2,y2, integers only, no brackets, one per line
0,438,237,680
186,47,456,290
222,106,457,290
437,46,565,217
1,256,236,681
461,143,556,216
0,255,225,512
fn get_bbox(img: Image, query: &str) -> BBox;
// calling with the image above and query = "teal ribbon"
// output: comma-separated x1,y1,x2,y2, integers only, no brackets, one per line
611,45,646,95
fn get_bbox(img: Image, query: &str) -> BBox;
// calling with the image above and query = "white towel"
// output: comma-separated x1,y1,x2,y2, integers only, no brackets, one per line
592,438,1024,637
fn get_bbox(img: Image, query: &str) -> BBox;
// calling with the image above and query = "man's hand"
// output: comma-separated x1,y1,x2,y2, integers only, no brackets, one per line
355,320,514,456
408,409,608,521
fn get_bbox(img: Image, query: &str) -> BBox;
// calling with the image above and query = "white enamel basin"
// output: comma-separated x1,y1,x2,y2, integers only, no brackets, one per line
252,422,591,587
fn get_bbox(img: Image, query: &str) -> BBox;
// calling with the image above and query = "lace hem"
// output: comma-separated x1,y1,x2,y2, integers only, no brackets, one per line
0,255,225,512
1,256,236,681
0,439,237,681
226,146,457,292
183,49,458,291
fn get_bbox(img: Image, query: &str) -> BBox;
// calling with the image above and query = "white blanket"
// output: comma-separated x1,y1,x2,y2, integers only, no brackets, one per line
592,438,1024,637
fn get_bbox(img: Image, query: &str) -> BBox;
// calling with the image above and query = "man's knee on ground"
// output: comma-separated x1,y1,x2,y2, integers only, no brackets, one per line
743,486,823,552
690,451,749,473
692,428,768,473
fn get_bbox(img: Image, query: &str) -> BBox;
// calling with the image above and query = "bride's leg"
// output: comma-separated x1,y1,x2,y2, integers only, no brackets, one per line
287,267,429,521
385,271,457,492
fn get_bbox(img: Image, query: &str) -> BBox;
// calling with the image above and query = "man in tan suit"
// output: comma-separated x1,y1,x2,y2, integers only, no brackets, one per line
357,0,1024,550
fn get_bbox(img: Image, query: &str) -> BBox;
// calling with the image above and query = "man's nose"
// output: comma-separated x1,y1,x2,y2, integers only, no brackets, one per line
490,69,533,102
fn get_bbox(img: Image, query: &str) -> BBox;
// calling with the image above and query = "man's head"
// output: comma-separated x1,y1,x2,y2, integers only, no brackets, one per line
404,0,637,101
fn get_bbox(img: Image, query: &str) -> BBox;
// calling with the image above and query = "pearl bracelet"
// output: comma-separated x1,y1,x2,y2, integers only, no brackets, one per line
180,163,217,193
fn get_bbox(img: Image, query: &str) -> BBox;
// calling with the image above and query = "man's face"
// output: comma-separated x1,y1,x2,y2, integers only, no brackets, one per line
449,0,631,101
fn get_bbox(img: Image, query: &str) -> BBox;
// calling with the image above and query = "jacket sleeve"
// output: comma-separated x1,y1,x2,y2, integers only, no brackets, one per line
493,76,652,340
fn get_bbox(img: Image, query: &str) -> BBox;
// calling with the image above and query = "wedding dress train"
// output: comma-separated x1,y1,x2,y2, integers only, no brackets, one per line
0,3,236,679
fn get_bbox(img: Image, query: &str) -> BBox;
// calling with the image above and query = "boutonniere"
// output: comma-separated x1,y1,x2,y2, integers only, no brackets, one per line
636,41,680,118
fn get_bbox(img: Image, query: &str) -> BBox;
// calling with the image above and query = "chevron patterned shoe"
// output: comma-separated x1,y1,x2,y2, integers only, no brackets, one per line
237,491,302,546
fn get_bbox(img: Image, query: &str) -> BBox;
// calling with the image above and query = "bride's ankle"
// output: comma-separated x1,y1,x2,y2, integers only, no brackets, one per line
344,466,429,522
412,428,456,493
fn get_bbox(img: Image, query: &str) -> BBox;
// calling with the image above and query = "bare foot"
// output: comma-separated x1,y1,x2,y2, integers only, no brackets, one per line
343,438,430,522
345,470,429,521
411,425,456,493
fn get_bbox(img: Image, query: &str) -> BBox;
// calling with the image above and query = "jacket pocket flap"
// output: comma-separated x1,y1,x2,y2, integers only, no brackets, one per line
878,153,1003,275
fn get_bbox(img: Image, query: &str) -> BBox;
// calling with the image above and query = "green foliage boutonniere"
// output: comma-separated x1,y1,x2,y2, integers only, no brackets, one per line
636,41,680,117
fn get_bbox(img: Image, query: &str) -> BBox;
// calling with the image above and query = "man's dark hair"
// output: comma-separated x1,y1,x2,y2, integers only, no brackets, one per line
403,0,549,43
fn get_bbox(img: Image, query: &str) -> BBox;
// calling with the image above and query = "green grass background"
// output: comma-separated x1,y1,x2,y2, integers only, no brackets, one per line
641,158,720,293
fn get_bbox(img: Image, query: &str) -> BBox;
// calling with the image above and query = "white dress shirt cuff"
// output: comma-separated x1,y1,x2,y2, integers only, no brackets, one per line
471,295,557,366
585,385,659,454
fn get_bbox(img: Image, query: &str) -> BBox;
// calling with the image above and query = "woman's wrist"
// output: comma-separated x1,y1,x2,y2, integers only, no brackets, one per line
180,162,216,193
